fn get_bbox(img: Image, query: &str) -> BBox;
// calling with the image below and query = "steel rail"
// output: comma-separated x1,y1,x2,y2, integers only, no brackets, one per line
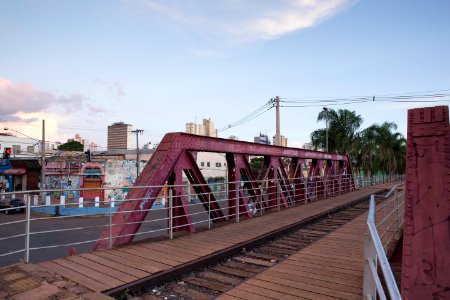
104,189,388,297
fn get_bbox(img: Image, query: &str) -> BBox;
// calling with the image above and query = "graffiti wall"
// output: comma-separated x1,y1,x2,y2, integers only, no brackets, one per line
42,159,147,202
45,174,81,200
103,159,147,201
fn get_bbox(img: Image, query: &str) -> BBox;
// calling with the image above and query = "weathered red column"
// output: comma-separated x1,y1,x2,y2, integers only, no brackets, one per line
402,106,450,299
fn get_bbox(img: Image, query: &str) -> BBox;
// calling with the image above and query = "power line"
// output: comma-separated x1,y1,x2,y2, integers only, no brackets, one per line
280,89,450,103
218,99,275,132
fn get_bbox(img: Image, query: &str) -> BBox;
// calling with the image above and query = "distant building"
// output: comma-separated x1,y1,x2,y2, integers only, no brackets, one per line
186,118,218,137
228,135,239,140
107,122,132,150
302,142,313,150
273,135,288,147
0,133,41,157
68,133,98,152
254,133,271,145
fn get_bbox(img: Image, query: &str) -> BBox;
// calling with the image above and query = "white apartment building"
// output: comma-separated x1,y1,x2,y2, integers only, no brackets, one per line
0,133,42,158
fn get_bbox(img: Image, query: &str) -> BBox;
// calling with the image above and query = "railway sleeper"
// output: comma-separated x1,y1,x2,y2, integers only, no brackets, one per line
117,195,380,299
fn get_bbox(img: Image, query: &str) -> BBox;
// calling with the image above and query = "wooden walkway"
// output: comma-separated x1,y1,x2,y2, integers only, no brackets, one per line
27,184,395,294
217,211,369,299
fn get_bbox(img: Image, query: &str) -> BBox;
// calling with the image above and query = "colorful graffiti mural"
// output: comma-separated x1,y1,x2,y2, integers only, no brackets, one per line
103,160,146,201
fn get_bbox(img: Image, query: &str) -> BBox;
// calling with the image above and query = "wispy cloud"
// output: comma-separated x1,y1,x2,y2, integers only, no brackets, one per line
139,0,356,44
93,78,127,100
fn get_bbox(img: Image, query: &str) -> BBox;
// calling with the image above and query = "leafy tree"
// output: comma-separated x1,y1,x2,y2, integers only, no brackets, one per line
355,122,406,175
311,108,363,154
310,109,406,176
58,141,84,151
249,157,267,178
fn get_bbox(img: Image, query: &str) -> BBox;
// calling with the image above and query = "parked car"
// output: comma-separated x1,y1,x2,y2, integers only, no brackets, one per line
0,198,25,214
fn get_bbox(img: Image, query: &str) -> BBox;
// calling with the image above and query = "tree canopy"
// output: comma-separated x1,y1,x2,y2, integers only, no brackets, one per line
310,108,406,175
58,141,84,151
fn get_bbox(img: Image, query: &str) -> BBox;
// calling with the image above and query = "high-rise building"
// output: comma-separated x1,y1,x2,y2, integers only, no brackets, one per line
107,122,132,150
202,118,218,137
273,135,288,147
254,133,271,145
185,118,218,138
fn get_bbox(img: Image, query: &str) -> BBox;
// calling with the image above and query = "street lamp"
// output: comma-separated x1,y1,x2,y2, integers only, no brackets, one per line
322,107,329,152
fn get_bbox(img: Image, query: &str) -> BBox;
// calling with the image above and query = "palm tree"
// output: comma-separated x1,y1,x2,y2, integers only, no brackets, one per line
310,110,406,176
311,108,363,154
356,122,406,175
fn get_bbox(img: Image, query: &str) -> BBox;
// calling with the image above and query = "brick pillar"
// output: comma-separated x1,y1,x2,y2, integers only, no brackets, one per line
402,106,450,299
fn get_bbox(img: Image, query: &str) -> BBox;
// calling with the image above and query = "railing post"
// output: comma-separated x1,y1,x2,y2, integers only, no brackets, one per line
304,178,308,204
277,181,280,211
236,185,240,223
169,189,173,239
395,190,400,239
208,192,211,230
187,181,191,203
259,185,264,216
315,177,318,201
109,198,113,249
292,181,296,207
24,194,31,263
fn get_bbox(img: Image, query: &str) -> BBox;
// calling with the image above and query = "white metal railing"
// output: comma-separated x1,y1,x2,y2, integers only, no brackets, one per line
0,174,404,267
363,187,405,300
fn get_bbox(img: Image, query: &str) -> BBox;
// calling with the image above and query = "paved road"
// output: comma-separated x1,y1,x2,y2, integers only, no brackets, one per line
0,201,214,267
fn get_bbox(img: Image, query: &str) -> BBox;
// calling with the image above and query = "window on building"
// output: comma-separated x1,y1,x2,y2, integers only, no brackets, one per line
224,163,227,167
12,145,20,154
216,162,221,167
27,146,34,153
207,162,210,167
201,162,204,167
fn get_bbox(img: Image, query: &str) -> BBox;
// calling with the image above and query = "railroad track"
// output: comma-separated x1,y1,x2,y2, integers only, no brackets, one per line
125,200,372,300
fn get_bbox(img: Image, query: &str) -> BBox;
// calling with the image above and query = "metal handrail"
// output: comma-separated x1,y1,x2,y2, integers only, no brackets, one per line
364,194,402,300
0,174,404,267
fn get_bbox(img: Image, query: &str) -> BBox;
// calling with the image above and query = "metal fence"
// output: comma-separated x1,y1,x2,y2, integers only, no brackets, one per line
363,185,405,300
0,174,404,267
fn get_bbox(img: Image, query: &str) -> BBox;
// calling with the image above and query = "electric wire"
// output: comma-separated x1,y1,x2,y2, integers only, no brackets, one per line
218,99,275,132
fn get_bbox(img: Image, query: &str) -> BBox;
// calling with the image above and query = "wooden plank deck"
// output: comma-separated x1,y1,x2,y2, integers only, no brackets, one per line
217,211,369,299
34,183,396,293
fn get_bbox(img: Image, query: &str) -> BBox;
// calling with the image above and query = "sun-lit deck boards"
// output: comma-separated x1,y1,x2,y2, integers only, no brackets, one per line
35,183,397,293
217,211,369,300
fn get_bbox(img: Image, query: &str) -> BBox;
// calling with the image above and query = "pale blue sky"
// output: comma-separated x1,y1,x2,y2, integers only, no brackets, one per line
1,0,449,149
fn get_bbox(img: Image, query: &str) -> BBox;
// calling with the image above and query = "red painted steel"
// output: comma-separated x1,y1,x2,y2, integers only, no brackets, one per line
94,132,355,250
402,106,450,299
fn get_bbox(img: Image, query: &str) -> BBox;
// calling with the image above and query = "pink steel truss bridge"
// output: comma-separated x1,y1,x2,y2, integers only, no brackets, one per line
94,132,355,250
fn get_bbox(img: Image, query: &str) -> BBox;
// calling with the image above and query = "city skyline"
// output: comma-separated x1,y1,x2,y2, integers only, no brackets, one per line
1,1,449,149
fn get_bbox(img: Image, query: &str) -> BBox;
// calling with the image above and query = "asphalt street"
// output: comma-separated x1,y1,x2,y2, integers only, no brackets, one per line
0,201,214,267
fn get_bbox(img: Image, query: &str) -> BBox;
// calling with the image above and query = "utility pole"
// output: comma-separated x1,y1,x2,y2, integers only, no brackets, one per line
41,120,46,190
275,96,281,146
131,129,144,179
